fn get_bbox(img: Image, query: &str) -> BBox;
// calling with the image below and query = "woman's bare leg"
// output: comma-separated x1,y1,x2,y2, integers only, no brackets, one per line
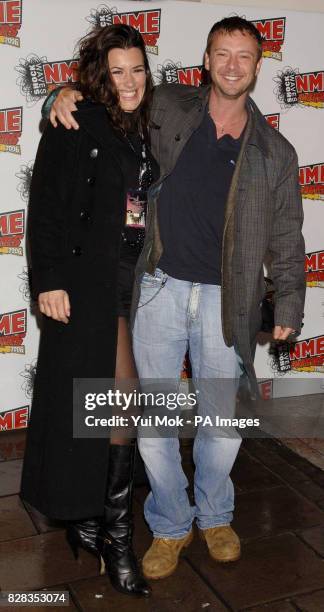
111,316,137,445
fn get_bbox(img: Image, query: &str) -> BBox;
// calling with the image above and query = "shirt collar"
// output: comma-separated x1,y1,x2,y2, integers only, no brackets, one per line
197,87,270,157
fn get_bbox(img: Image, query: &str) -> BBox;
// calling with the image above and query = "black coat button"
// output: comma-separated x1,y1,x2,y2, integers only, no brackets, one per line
80,210,91,221
175,134,181,141
72,246,82,256
86,176,95,186
89,148,98,158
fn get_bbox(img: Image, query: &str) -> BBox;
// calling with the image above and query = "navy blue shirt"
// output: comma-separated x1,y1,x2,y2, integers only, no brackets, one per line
158,108,243,284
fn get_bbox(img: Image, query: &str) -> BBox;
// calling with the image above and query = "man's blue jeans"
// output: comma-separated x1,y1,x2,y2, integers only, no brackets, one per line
133,268,242,539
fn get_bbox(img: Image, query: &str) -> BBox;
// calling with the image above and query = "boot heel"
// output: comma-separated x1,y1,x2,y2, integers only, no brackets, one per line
99,555,106,575
67,523,106,575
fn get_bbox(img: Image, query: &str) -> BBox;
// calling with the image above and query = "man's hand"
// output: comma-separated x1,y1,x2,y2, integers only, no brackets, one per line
50,88,83,130
38,290,71,324
273,325,295,341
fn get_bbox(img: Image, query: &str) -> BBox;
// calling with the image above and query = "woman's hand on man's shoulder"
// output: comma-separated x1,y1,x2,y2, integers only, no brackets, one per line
51,88,83,131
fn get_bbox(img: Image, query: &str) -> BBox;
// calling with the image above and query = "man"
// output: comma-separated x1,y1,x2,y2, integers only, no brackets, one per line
47,17,305,580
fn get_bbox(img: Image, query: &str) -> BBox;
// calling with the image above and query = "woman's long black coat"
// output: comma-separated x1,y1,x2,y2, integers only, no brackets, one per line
21,102,127,520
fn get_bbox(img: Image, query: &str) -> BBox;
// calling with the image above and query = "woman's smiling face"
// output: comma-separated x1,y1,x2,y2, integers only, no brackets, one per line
108,46,146,111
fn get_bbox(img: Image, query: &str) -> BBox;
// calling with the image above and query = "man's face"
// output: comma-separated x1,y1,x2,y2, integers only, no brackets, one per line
204,29,262,100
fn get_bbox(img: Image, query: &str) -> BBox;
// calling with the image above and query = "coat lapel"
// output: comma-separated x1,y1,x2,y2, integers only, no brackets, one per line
221,98,270,346
223,97,271,228
150,86,210,177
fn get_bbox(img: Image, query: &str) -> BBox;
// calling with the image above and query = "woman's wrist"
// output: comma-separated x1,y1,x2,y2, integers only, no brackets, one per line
41,87,63,119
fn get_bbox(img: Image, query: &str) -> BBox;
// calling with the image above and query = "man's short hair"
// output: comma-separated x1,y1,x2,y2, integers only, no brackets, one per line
206,16,263,60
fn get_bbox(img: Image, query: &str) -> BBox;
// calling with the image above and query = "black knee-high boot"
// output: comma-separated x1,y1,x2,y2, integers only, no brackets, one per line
98,443,151,597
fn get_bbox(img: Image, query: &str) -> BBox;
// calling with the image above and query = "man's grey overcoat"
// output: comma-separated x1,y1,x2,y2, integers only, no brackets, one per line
132,84,306,393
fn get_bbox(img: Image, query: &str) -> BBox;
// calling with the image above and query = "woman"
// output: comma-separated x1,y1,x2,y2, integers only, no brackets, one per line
20,24,159,598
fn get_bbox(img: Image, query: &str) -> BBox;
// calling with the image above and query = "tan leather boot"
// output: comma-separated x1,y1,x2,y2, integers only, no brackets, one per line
200,525,240,562
143,530,193,579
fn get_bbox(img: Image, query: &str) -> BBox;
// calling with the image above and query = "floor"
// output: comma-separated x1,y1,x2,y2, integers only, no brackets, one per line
1,430,324,611
283,438,324,471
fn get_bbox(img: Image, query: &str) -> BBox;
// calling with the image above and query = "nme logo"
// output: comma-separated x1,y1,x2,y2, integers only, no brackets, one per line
155,60,203,87
87,5,161,55
299,163,324,201
0,106,22,154
0,209,25,256
0,405,29,431
264,113,280,130
275,68,324,109
16,55,78,104
305,250,324,288
290,335,324,372
252,17,285,60
0,308,26,354
0,0,22,47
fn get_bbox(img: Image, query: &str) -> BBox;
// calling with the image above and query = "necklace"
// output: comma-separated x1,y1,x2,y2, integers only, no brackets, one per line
123,131,153,190
208,109,247,136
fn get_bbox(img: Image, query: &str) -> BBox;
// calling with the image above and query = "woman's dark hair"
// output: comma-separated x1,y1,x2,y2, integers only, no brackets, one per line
206,16,263,59
77,24,153,135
